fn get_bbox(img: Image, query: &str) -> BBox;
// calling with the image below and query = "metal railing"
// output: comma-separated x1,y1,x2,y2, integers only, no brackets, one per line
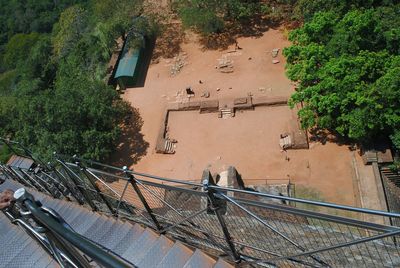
380,167,400,227
3,188,133,268
1,140,400,267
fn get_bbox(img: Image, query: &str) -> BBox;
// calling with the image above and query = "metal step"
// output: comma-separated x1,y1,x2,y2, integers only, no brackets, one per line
121,229,160,263
0,179,233,268
84,215,116,242
156,242,193,268
97,220,134,251
213,258,232,268
183,249,216,268
4,240,50,268
0,213,56,268
136,236,175,267
68,211,101,234
112,223,145,256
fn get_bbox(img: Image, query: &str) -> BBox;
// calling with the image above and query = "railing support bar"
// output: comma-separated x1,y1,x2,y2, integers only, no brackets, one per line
49,161,84,204
56,159,98,211
203,170,241,263
123,166,163,232
116,180,130,218
76,160,115,214
7,166,34,188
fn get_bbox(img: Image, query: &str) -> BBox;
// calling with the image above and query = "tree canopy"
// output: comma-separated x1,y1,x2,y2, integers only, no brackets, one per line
284,2,400,148
0,0,143,160
174,0,283,35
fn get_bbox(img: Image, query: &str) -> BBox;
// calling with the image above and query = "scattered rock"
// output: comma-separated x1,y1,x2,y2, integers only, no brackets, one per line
216,87,221,91
161,94,167,98
272,59,280,64
272,48,280,58
170,53,188,76
217,55,234,73
201,91,210,98
248,57,252,60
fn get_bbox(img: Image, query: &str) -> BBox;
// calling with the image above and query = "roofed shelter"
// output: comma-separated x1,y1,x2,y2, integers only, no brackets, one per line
114,33,145,89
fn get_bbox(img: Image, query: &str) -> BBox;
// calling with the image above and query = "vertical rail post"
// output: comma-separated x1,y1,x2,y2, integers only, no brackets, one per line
20,168,55,197
115,180,130,218
48,159,85,204
123,166,163,232
56,159,98,211
75,160,115,214
0,164,13,181
202,169,241,263
7,166,35,188
39,165,71,201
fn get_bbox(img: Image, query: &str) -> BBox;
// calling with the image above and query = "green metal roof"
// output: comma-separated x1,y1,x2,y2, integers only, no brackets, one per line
114,46,140,78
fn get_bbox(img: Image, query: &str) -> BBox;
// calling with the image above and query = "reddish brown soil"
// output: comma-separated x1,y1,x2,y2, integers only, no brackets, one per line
116,29,356,206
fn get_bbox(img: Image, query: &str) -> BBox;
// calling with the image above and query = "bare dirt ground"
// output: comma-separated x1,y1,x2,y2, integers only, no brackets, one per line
115,28,357,206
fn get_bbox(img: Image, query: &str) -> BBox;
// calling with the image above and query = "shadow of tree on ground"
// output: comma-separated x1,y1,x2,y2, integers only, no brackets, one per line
108,107,149,168
309,128,357,152
152,22,185,61
199,14,284,50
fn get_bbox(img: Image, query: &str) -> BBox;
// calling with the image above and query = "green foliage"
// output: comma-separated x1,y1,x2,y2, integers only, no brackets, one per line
0,70,17,95
0,0,82,51
52,5,88,59
175,0,268,34
178,0,225,34
0,145,12,163
3,33,41,69
0,0,145,161
293,0,397,21
285,3,400,148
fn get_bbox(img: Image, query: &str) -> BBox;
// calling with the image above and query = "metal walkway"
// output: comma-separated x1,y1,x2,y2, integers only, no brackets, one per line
0,179,232,268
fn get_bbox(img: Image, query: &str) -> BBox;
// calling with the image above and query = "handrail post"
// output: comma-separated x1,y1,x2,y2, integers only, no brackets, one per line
21,168,56,197
0,164,13,181
123,166,163,232
202,169,241,263
56,158,98,211
40,163,72,201
7,166,35,188
75,160,115,214
48,160,84,204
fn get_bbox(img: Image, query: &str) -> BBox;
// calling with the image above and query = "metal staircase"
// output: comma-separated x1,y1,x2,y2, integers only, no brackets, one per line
0,211,57,267
380,167,400,227
0,179,232,268
1,138,400,267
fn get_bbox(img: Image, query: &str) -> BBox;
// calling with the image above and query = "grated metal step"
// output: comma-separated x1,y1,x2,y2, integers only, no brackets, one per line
213,258,233,268
0,179,233,268
183,249,216,268
156,241,193,268
136,235,175,267
121,228,160,263
0,213,57,268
